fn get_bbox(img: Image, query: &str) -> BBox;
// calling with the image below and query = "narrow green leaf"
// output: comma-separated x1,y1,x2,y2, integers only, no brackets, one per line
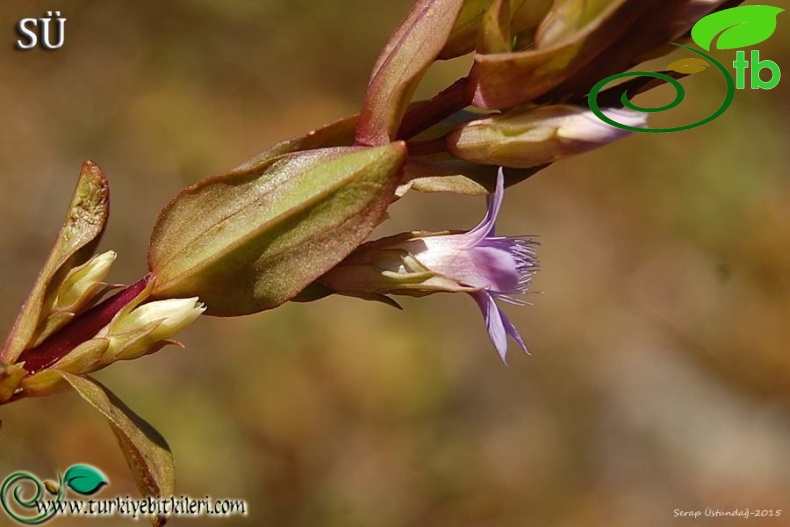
148,144,406,316
355,0,466,146
57,372,174,527
1,162,109,364
692,5,783,51
63,464,108,495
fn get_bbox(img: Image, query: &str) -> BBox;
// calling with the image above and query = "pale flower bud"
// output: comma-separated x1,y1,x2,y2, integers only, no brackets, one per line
18,294,205,398
53,251,116,312
101,297,206,361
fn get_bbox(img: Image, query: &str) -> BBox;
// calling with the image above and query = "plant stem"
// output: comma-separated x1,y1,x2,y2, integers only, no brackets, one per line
398,76,470,140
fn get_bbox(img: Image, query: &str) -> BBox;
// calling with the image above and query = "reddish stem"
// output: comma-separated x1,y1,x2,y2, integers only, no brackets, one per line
397,76,471,140
18,276,151,374
406,137,448,156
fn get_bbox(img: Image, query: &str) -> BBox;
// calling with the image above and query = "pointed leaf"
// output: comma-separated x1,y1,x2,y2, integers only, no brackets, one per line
438,0,493,59
692,5,783,51
57,372,173,527
63,464,108,495
1,161,109,364
148,144,406,315
355,0,466,146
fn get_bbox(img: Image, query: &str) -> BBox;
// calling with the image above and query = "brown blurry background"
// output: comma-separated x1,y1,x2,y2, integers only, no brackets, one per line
1,2,789,526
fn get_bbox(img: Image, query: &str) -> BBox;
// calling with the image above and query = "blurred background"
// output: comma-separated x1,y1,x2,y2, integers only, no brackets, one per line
1,1,789,526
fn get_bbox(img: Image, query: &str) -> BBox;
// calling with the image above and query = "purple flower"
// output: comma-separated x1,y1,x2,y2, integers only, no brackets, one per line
320,168,538,363
405,168,537,362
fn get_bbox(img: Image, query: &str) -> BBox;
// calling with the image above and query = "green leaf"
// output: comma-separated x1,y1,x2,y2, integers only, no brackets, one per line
1,162,109,364
355,0,466,146
63,464,108,495
57,372,174,527
148,144,406,316
692,5,784,51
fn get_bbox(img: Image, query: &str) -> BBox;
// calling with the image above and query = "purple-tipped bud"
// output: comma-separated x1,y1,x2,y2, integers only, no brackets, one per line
446,105,646,168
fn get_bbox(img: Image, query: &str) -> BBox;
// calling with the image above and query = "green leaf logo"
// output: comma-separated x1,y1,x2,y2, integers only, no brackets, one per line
692,5,784,51
63,465,108,496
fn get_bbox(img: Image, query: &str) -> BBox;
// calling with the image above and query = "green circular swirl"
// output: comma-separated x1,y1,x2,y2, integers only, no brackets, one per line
0,472,61,525
588,44,736,133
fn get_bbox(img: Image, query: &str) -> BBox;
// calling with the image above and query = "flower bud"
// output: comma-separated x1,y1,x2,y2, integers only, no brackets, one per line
19,296,204,398
101,297,205,361
53,251,116,313
446,105,646,168
148,143,407,316
31,251,117,346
